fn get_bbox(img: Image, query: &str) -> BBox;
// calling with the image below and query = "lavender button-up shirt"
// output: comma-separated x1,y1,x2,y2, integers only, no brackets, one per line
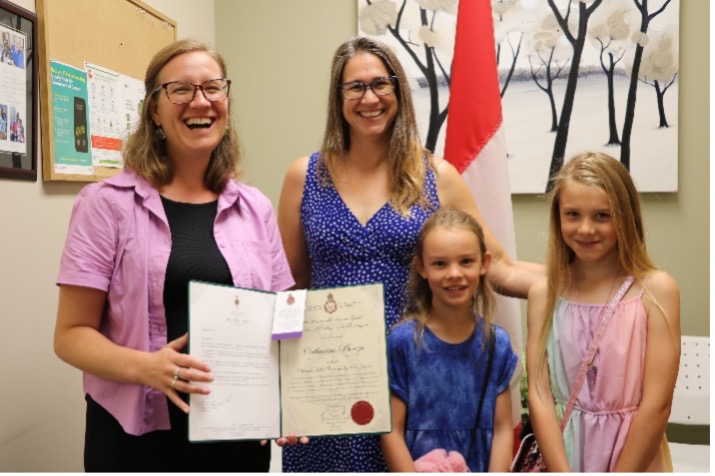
57,169,294,435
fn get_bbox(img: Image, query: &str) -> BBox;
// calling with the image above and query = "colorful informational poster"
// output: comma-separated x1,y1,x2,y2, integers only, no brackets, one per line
50,60,92,175
0,25,28,155
85,63,123,168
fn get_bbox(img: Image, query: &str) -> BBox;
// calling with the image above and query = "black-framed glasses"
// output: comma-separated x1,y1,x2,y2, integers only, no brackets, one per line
337,76,398,100
153,78,231,104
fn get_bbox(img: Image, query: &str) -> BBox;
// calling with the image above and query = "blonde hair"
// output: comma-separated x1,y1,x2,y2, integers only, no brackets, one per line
122,38,241,193
536,152,657,380
320,36,432,215
399,207,496,347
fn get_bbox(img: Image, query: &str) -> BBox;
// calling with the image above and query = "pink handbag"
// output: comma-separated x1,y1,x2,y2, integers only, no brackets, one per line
414,448,469,472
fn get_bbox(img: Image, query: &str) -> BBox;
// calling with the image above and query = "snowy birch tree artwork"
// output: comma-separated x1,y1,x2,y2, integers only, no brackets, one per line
358,0,679,193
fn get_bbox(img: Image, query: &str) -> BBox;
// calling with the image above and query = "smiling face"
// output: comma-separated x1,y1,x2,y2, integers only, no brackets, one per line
416,227,492,313
340,52,398,145
558,180,619,264
151,51,228,162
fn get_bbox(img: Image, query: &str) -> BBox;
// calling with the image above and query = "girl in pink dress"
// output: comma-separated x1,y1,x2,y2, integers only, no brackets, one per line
525,152,680,472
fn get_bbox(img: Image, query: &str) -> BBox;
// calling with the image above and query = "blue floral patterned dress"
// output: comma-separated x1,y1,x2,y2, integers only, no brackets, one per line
281,152,440,472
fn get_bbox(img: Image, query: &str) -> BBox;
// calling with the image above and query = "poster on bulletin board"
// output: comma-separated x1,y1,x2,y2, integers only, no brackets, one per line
49,61,92,175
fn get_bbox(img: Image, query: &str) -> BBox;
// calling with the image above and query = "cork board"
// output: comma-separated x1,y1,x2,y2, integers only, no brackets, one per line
37,0,175,181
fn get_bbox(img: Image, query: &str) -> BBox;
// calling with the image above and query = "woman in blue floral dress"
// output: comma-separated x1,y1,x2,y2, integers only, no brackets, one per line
277,36,539,472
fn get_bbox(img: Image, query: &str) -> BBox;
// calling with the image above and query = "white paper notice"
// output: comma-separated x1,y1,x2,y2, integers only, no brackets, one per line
85,63,123,167
188,283,280,441
271,289,306,339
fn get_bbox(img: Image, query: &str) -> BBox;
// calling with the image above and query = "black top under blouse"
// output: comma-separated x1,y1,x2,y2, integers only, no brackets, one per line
161,196,233,342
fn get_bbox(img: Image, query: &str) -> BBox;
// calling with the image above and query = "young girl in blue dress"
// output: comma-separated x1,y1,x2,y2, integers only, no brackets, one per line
382,207,517,472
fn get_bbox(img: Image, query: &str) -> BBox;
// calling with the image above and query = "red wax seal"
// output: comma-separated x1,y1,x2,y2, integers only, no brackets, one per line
351,400,374,425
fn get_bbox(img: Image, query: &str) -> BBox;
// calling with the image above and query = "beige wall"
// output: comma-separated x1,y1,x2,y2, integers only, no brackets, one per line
0,0,706,472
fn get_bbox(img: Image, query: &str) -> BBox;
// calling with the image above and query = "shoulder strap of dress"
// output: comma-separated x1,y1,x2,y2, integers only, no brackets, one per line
308,151,320,171
473,324,495,430
303,151,323,188
423,156,441,207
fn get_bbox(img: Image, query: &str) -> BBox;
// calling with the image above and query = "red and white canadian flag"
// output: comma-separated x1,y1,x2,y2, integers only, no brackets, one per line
444,0,523,428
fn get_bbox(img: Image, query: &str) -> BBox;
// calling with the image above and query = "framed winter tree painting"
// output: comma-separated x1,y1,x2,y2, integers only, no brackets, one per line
358,0,680,193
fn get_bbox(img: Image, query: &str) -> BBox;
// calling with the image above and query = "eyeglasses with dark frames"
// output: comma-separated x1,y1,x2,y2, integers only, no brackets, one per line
337,76,398,100
153,78,231,104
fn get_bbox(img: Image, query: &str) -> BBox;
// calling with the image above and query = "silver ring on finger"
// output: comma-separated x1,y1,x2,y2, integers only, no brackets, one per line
171,375,179,389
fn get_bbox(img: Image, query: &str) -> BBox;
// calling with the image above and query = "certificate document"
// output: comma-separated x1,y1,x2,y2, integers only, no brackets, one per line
188,281,390,441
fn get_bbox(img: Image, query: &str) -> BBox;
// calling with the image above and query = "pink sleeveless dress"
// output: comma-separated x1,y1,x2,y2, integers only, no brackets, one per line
546,290,672,472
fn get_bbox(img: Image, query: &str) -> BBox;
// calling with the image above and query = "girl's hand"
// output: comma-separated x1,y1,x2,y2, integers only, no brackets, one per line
613,271,680,471
381,394,417,472
525,278,571,471
488,390,514,472
145,333,213,413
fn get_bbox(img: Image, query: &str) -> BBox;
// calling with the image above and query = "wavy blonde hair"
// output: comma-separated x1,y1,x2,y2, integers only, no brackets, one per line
320,36,432,215
536,152,657,381
398,207,496,348
122,38,241,193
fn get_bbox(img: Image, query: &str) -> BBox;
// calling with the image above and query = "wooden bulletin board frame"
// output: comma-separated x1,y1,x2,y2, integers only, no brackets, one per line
37,0,176,182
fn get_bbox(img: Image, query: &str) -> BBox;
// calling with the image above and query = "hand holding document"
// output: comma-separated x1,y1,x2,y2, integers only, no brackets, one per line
188,282,391,442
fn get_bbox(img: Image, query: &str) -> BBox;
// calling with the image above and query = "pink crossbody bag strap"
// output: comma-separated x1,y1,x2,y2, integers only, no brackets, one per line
559,276,635,431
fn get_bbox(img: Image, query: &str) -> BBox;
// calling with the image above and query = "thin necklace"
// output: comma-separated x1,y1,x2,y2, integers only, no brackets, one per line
574,268,620,386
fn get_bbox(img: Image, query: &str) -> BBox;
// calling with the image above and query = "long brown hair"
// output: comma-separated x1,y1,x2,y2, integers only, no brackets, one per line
122,38,241,193
536,152,657,381
399,207,496,347
320,36,431,215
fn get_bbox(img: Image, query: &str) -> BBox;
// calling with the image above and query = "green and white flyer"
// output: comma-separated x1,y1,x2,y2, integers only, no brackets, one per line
50,60,92,175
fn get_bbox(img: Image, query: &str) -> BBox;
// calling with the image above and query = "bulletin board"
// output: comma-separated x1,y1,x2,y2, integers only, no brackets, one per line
37,0,176,182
